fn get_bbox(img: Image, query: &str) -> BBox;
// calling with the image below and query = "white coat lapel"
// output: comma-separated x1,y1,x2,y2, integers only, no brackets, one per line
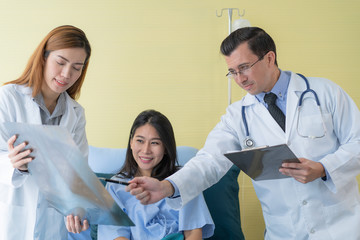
26,100,42,124
242,93,257,106
16,85,42,124
243,93,285,144
59,94,78,136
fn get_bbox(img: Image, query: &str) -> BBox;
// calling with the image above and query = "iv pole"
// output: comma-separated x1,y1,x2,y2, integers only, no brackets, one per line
216,8,245,105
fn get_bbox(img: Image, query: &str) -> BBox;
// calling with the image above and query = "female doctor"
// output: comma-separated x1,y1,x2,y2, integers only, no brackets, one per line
128,27,360,239
0,25,91,239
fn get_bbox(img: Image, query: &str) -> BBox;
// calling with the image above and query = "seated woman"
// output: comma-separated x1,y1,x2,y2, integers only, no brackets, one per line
98,109,214,240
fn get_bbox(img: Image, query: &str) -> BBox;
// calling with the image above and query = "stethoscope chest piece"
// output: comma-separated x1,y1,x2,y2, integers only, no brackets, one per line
244,137,255,148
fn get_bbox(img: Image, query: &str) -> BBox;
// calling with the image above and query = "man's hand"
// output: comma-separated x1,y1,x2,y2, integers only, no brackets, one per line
279,158,326,183
126,177,175,205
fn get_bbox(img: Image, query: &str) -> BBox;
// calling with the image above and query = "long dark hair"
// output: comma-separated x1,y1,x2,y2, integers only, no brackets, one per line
117,110,180,180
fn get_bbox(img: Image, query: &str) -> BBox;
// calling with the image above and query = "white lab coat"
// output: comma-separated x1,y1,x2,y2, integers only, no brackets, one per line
0,84,88,240
168,72,360,239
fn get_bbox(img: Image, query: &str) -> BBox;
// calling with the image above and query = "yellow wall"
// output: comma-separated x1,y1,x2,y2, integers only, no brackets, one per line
1,1,359,239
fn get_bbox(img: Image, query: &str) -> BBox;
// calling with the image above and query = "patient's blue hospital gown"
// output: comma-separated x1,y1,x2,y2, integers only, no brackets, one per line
98,177,214,240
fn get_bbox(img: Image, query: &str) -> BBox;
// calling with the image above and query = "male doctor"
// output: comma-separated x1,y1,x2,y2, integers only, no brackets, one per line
128,27,360,239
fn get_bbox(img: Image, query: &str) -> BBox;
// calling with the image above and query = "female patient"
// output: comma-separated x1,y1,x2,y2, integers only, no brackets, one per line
98,109,214,240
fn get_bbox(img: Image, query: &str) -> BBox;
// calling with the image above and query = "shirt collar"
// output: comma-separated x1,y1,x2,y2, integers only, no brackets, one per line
256,69,291,103
33,92,66,118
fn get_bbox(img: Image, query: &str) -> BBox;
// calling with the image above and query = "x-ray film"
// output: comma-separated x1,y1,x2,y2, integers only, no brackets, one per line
0,122,134,226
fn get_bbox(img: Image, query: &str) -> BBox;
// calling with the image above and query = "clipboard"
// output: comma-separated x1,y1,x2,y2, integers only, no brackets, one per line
224,144,299,181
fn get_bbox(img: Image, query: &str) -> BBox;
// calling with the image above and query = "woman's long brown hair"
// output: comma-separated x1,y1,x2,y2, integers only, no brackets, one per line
4,25,91,100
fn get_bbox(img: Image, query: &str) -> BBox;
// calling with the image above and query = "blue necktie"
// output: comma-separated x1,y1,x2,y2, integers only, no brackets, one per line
264,92,285,131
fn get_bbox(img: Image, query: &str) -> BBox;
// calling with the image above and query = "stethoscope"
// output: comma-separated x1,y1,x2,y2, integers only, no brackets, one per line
242,73,324,148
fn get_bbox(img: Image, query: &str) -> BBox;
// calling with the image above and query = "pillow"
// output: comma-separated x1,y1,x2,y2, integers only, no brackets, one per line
203,165,244,240
88,147,127,174
176,146,244,240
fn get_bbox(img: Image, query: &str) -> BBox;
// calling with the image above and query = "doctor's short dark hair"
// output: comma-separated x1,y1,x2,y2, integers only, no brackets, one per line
118,109,180,181
220,27,278,66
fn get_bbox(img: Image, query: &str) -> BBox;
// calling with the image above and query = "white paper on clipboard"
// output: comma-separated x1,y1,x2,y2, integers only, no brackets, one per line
224,144,299,181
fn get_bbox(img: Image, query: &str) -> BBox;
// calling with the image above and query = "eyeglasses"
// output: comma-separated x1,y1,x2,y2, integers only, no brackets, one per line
226,53,266,79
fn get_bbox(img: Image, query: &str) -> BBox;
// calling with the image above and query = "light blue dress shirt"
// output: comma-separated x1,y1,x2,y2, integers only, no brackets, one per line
256,69,291,114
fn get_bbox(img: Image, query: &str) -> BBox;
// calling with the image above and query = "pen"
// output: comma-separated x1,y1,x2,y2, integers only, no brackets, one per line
98,177,130,186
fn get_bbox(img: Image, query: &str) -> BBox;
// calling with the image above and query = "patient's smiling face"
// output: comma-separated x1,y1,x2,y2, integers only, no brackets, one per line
130,123,165,177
